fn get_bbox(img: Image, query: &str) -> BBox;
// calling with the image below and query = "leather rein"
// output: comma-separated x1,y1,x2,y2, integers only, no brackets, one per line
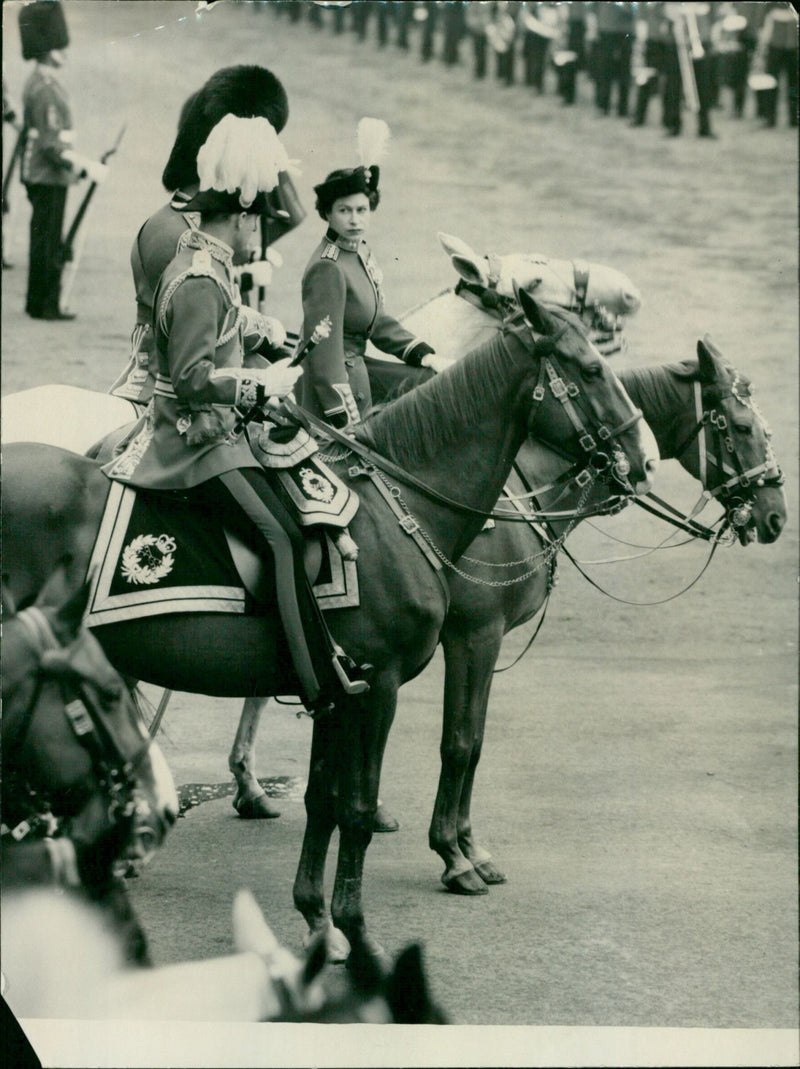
2,606,151,846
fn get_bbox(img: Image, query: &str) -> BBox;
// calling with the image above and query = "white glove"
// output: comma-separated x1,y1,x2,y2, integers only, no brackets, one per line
250,357,302,398
62,151,108,184
247,259,274,289
420,352,455,375
85,160,109,184
260,315,286,349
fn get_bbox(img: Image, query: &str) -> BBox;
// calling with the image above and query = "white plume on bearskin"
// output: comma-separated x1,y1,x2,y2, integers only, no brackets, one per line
196,115,295,207
356,117,391,170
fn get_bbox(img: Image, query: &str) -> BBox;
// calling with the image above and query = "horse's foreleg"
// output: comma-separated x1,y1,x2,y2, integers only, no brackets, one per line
430,623,504,895
330,685,397,964
229,697,281,819
293,710,342,954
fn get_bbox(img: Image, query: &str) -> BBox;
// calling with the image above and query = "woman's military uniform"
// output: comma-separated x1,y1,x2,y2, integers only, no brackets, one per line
298,227,433,425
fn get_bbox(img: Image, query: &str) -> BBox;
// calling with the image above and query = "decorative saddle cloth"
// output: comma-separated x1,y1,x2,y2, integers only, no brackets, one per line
83,481,359,630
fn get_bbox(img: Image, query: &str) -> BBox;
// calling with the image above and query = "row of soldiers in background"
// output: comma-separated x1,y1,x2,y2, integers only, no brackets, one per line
269,2,798,137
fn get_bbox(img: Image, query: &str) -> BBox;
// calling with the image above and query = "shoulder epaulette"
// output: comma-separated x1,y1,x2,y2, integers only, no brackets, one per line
188,249,215,276
321,243,340,262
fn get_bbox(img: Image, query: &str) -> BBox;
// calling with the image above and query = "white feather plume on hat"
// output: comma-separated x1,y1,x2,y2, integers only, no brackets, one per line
356,117,391,170
196,115,296,207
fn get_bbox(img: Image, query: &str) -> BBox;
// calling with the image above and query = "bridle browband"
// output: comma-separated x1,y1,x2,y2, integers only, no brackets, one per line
2,606,153,850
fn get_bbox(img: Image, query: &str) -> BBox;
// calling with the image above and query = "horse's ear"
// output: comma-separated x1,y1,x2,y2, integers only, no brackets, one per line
516,285,551,335
697,337,721,384
450,253,489,287
344,929,386,997
385,943,447,1024
437,231,479,262
48,582,91,644
301,932,329,986
232,888,281,957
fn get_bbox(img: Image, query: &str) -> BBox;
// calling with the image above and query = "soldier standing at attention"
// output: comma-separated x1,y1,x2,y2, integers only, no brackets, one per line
109,66,302,407
298,119,446,428
18,0,106,321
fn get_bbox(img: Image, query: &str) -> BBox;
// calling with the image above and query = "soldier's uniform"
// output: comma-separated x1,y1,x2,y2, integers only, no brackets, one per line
105,213,366,711
298,228,433,425
19,2,78,320
105,229,266,490
108,194,285,405
109,65,301,405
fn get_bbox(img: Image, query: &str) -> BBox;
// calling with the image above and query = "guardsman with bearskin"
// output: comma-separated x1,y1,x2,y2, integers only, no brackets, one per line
18,0,107,320
104,115,370,714
298,118,445,428
109,66,303,406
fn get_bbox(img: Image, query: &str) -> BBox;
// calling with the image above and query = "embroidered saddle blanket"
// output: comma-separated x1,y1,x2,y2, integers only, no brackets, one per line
84,481,359,629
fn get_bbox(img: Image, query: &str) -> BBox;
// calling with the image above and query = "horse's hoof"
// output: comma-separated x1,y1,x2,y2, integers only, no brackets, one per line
474,859,507,885
348,932,390,971
373,803,399,833
443,868,490,895
233,790,281,820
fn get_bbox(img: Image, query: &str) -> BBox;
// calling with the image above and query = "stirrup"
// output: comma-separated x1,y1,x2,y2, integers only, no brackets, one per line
331,648,371,696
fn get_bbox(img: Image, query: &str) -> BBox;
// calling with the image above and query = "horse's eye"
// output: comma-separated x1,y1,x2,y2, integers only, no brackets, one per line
581,364,602,380
733,423,752,436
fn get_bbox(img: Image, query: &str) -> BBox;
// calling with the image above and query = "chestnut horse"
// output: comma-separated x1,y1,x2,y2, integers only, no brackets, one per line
2,294,657,957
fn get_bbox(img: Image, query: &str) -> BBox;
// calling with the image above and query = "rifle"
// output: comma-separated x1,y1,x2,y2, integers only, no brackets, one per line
60,123,126,312
2,122,24,214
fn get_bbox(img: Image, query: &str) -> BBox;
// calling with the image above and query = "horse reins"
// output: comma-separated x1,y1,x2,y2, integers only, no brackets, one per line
3,606,151,845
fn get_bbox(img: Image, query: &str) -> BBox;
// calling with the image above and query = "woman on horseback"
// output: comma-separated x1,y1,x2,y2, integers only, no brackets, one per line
298,118,449,427
103,115,369,714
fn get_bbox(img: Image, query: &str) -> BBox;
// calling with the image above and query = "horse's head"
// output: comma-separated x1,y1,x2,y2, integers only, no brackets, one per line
676,339,786,545
437,231,641,349
515,288,659,497
1,584,178,881
231,891,448,1024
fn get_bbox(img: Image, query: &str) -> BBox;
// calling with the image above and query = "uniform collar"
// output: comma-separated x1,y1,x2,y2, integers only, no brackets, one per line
186,227,234,266
324,227,363,254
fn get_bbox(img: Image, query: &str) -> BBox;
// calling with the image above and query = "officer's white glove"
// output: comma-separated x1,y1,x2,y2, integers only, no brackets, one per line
251,357,303,398
247,259,274,289
420,352,455,375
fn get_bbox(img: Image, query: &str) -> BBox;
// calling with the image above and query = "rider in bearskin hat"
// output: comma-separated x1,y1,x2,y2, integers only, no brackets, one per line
109,65,304,405
104,113,370,714
19,0,107,320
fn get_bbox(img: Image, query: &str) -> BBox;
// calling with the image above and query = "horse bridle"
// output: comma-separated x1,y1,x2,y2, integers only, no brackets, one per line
2,606,156,858
671,375,785,533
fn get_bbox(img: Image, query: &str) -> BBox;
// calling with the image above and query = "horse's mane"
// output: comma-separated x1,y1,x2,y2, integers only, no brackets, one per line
354,331,521,469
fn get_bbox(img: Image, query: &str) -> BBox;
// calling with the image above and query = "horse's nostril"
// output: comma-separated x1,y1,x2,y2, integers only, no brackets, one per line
767,512,784,538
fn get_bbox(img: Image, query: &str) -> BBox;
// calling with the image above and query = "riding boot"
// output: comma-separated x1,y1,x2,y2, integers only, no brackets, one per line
215,470,371,716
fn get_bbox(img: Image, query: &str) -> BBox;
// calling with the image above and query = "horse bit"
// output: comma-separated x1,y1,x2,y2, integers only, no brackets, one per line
2,605,158,870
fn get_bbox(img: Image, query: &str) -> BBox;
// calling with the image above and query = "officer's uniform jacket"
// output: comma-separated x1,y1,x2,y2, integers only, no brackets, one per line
104,229,267,491
109,192,279,405
21,65,76,186
297,227,433,424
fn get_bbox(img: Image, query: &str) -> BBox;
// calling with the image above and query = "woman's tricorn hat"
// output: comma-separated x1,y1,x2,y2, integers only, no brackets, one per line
176,114,295,215
162,65,289,192
314,117,390,220
19,0,70,61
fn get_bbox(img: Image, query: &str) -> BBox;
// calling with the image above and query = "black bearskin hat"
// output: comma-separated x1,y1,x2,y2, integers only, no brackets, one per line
314,167,380,220
19,1,69,61
161,65,289,192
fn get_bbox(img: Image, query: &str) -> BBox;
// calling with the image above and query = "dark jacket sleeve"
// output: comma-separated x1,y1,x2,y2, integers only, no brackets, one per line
164,278,240,406
370,309,435,367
